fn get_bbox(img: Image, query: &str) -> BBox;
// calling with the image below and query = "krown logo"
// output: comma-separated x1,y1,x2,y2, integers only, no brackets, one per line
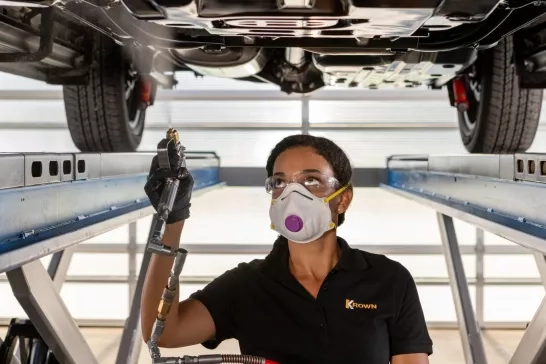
345,299,377,310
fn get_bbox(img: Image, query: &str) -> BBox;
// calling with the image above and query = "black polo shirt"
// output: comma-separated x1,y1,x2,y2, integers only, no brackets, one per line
190,237,433,364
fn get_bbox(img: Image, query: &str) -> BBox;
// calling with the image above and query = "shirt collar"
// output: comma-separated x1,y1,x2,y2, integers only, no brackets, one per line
263,235,369,279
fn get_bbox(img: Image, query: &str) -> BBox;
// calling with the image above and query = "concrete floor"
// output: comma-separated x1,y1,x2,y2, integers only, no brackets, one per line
0,327,526,364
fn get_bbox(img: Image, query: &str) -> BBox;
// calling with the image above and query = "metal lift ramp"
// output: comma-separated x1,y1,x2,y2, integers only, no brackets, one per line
0,151,223,364
383,153,546,364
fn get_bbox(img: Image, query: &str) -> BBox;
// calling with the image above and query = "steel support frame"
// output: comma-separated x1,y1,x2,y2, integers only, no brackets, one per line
509,253,546,364
128,222,138,308
6,260,97,364
5,246,75,364
534,253,546,288
437,213,488,364
32,246,75,359
509,296,546,364
48,247,75,292
475,228,485,327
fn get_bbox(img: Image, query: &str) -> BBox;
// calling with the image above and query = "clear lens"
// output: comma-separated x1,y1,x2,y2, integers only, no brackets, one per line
265,171,340,198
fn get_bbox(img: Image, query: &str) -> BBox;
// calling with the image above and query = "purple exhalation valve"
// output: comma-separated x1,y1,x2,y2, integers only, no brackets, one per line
285,215,304,232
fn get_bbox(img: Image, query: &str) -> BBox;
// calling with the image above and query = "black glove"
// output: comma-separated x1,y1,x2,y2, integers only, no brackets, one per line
144,149,194,224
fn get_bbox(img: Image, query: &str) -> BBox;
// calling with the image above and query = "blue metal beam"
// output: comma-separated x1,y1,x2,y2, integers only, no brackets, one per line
382,154,546,255
0,152,222,273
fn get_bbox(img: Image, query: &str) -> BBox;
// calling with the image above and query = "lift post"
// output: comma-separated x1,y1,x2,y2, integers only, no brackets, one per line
383,153,546,364
437,213,488,364
0,151,223,364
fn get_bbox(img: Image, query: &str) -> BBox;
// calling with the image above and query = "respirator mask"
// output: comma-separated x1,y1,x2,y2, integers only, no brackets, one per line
267,171,349,244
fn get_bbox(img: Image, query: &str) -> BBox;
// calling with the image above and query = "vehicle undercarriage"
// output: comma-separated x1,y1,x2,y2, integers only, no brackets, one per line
1,0,546,153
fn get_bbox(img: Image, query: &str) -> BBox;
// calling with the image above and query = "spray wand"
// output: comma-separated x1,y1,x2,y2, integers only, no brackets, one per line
146,129,279,364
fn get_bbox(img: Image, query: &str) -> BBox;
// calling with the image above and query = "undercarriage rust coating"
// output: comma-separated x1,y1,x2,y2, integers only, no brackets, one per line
146,0,490,38
0,0,521,95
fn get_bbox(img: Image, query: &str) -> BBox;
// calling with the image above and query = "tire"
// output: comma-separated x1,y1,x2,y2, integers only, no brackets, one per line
455,36,543,154
63,36,147,152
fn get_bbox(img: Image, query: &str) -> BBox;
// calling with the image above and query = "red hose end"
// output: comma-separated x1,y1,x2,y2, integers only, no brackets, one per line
140,79,153,105
452,77,469,112
265,360,280,364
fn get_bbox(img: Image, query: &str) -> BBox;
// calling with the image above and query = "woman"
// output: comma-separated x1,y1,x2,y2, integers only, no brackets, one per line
142,134,433,364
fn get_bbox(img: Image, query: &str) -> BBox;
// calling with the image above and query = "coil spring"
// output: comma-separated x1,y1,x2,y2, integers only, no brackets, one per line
220,354,265,364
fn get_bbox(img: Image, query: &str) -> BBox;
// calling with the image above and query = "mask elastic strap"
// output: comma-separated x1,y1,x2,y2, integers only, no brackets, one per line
323,184,350,203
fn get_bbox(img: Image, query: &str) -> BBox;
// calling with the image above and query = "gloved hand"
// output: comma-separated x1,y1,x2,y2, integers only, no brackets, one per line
144,145,194,224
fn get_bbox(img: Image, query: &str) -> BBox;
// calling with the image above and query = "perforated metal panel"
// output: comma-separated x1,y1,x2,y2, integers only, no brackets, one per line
75,154,100,180
24,153,63,186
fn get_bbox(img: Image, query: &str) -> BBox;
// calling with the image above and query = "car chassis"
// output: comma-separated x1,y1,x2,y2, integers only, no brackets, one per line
1,0,546,153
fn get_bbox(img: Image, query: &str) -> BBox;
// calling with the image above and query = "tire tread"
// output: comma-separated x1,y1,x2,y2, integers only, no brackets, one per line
63,35,143,152
477,37,542,153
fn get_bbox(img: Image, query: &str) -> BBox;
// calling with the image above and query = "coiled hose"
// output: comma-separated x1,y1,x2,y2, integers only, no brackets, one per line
221,354,277,363
153,354,279,364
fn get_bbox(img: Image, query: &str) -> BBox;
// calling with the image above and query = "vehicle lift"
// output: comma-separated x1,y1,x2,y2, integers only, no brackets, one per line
0,130,277,364
384,153,546,364
1,133,546,364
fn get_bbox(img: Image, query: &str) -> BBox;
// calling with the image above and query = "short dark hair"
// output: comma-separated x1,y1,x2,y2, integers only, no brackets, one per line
266,134,353,226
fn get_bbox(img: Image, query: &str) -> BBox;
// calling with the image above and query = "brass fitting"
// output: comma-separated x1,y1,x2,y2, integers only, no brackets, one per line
157,299,172,320
166,128,180,143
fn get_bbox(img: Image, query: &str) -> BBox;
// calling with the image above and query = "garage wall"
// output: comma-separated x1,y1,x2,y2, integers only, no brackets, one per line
1,71,546,165
0,71,544,326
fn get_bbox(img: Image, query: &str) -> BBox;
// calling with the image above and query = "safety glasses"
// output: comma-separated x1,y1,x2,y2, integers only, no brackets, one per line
265,170,341,198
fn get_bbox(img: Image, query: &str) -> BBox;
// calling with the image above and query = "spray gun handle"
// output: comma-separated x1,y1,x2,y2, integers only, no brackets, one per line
145,129,190,359
149,128,187,254
145,130,280,363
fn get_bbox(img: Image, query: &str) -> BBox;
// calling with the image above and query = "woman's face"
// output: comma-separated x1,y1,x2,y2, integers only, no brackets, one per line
272,146,352,221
